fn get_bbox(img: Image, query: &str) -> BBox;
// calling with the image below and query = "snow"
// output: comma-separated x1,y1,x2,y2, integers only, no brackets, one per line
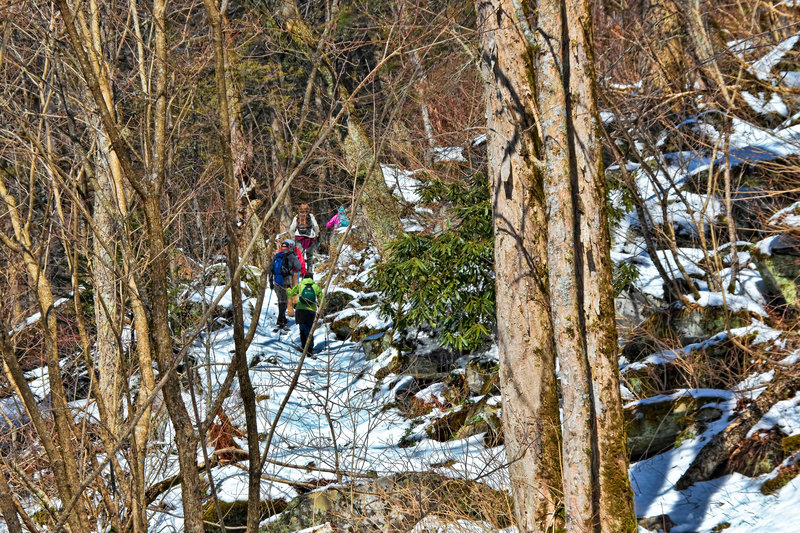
750,34,799,81
382,164,422,203
769,201,800,227
433,146,467,163
741,91,789,116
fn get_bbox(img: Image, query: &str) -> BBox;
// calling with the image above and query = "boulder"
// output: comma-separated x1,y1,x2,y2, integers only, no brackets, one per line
621,303,752,362
626,394,725,462
259,473,513,533
638,514,674,532
615,287,665,326
753,233,800,307
464,359,499,396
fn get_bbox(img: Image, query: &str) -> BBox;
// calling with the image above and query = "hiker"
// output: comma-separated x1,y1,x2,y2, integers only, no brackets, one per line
289,204,320,274
268,239,303,330
282,239,306,317
325,205,350,232
286,272,323,354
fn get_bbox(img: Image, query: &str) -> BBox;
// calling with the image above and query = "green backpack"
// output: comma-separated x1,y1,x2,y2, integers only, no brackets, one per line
300,283,317,307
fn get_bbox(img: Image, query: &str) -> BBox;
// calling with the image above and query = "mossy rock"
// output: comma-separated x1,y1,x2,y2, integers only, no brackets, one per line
761,462,800,495
753,241,800,307
360,329,393,361
452,401,503,447
621,304,753,363
329,314,364,341
202,498,287,533
321,290,356,316
622,334,758,397
626,395,724,462
782,434,800,453
427,396,494,443
260,473,513,533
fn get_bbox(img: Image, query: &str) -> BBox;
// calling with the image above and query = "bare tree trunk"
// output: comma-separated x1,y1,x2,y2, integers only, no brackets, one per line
201,2,262,531
565,0,637,528
0,462,22,533
476,1,564,531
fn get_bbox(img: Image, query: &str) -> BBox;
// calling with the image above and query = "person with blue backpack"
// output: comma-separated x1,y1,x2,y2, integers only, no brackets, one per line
286,272,323,354
268,239,303,330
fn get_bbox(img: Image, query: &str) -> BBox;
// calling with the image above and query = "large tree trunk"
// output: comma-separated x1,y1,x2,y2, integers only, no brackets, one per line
566,0,637,528
476,1,564,531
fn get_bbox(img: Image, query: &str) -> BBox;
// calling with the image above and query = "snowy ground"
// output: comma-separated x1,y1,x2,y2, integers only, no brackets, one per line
136,247,800,532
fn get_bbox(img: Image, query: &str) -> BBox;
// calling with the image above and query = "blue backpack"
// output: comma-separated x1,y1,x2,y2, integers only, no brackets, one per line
272,252,292,286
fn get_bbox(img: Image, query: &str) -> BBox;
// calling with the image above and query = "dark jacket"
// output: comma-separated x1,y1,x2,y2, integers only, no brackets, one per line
268,249,303,288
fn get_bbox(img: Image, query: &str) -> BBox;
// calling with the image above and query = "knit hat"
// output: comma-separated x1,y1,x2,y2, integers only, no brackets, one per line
338,206,346,215
283,239,294,246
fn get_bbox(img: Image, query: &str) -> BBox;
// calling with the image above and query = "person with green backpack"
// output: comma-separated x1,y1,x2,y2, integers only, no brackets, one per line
286,272,323,354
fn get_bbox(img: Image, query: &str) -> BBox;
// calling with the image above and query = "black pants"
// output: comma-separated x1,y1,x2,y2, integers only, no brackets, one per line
295,308,316,353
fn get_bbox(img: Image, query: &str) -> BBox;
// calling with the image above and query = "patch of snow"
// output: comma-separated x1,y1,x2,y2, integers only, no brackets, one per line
751,34,800,81
769,201,800,226
748,390,800,437
741,91,789,116
382,164,422,203
433,146,467,163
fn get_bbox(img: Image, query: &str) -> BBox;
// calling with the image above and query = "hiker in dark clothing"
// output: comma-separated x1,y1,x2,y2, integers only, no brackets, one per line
289,203,320,274
268,239,303,329
286,273,323,354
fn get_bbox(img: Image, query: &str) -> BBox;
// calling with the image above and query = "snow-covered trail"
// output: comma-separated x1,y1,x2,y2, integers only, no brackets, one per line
150,283,506,530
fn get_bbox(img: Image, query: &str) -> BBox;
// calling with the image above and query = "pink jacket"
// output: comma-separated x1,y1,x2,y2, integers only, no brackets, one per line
326,214,340,229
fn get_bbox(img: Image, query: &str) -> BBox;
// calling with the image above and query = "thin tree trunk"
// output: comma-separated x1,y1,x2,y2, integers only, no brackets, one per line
0,463,22,533
201,2,262,531
477,1,564,531
533,0,596,527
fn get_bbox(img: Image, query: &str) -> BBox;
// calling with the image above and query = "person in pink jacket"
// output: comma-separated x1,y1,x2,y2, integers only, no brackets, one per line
326,205,350,231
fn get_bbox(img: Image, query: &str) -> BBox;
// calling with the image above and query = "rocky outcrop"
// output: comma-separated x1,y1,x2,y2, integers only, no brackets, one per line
626,394,725,462
259,473,513,533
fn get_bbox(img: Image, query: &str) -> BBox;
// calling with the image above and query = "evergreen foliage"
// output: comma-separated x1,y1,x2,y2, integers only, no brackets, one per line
370,173,494,351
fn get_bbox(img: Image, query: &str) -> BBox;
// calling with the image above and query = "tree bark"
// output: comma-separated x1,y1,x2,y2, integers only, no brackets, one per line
533,0,596,528
201,2,263,531
565,0,637,528
476,1,564,530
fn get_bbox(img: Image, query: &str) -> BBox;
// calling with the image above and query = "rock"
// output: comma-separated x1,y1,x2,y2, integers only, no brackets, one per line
203,499,286,533
321,290,356,316
753,233,800,307
626,394,724,461
361,330,392,361
464,359,499,395
259,473,513,533
615,287,665,326
426,396,502,445
638,514,674,532
621,303,752,362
